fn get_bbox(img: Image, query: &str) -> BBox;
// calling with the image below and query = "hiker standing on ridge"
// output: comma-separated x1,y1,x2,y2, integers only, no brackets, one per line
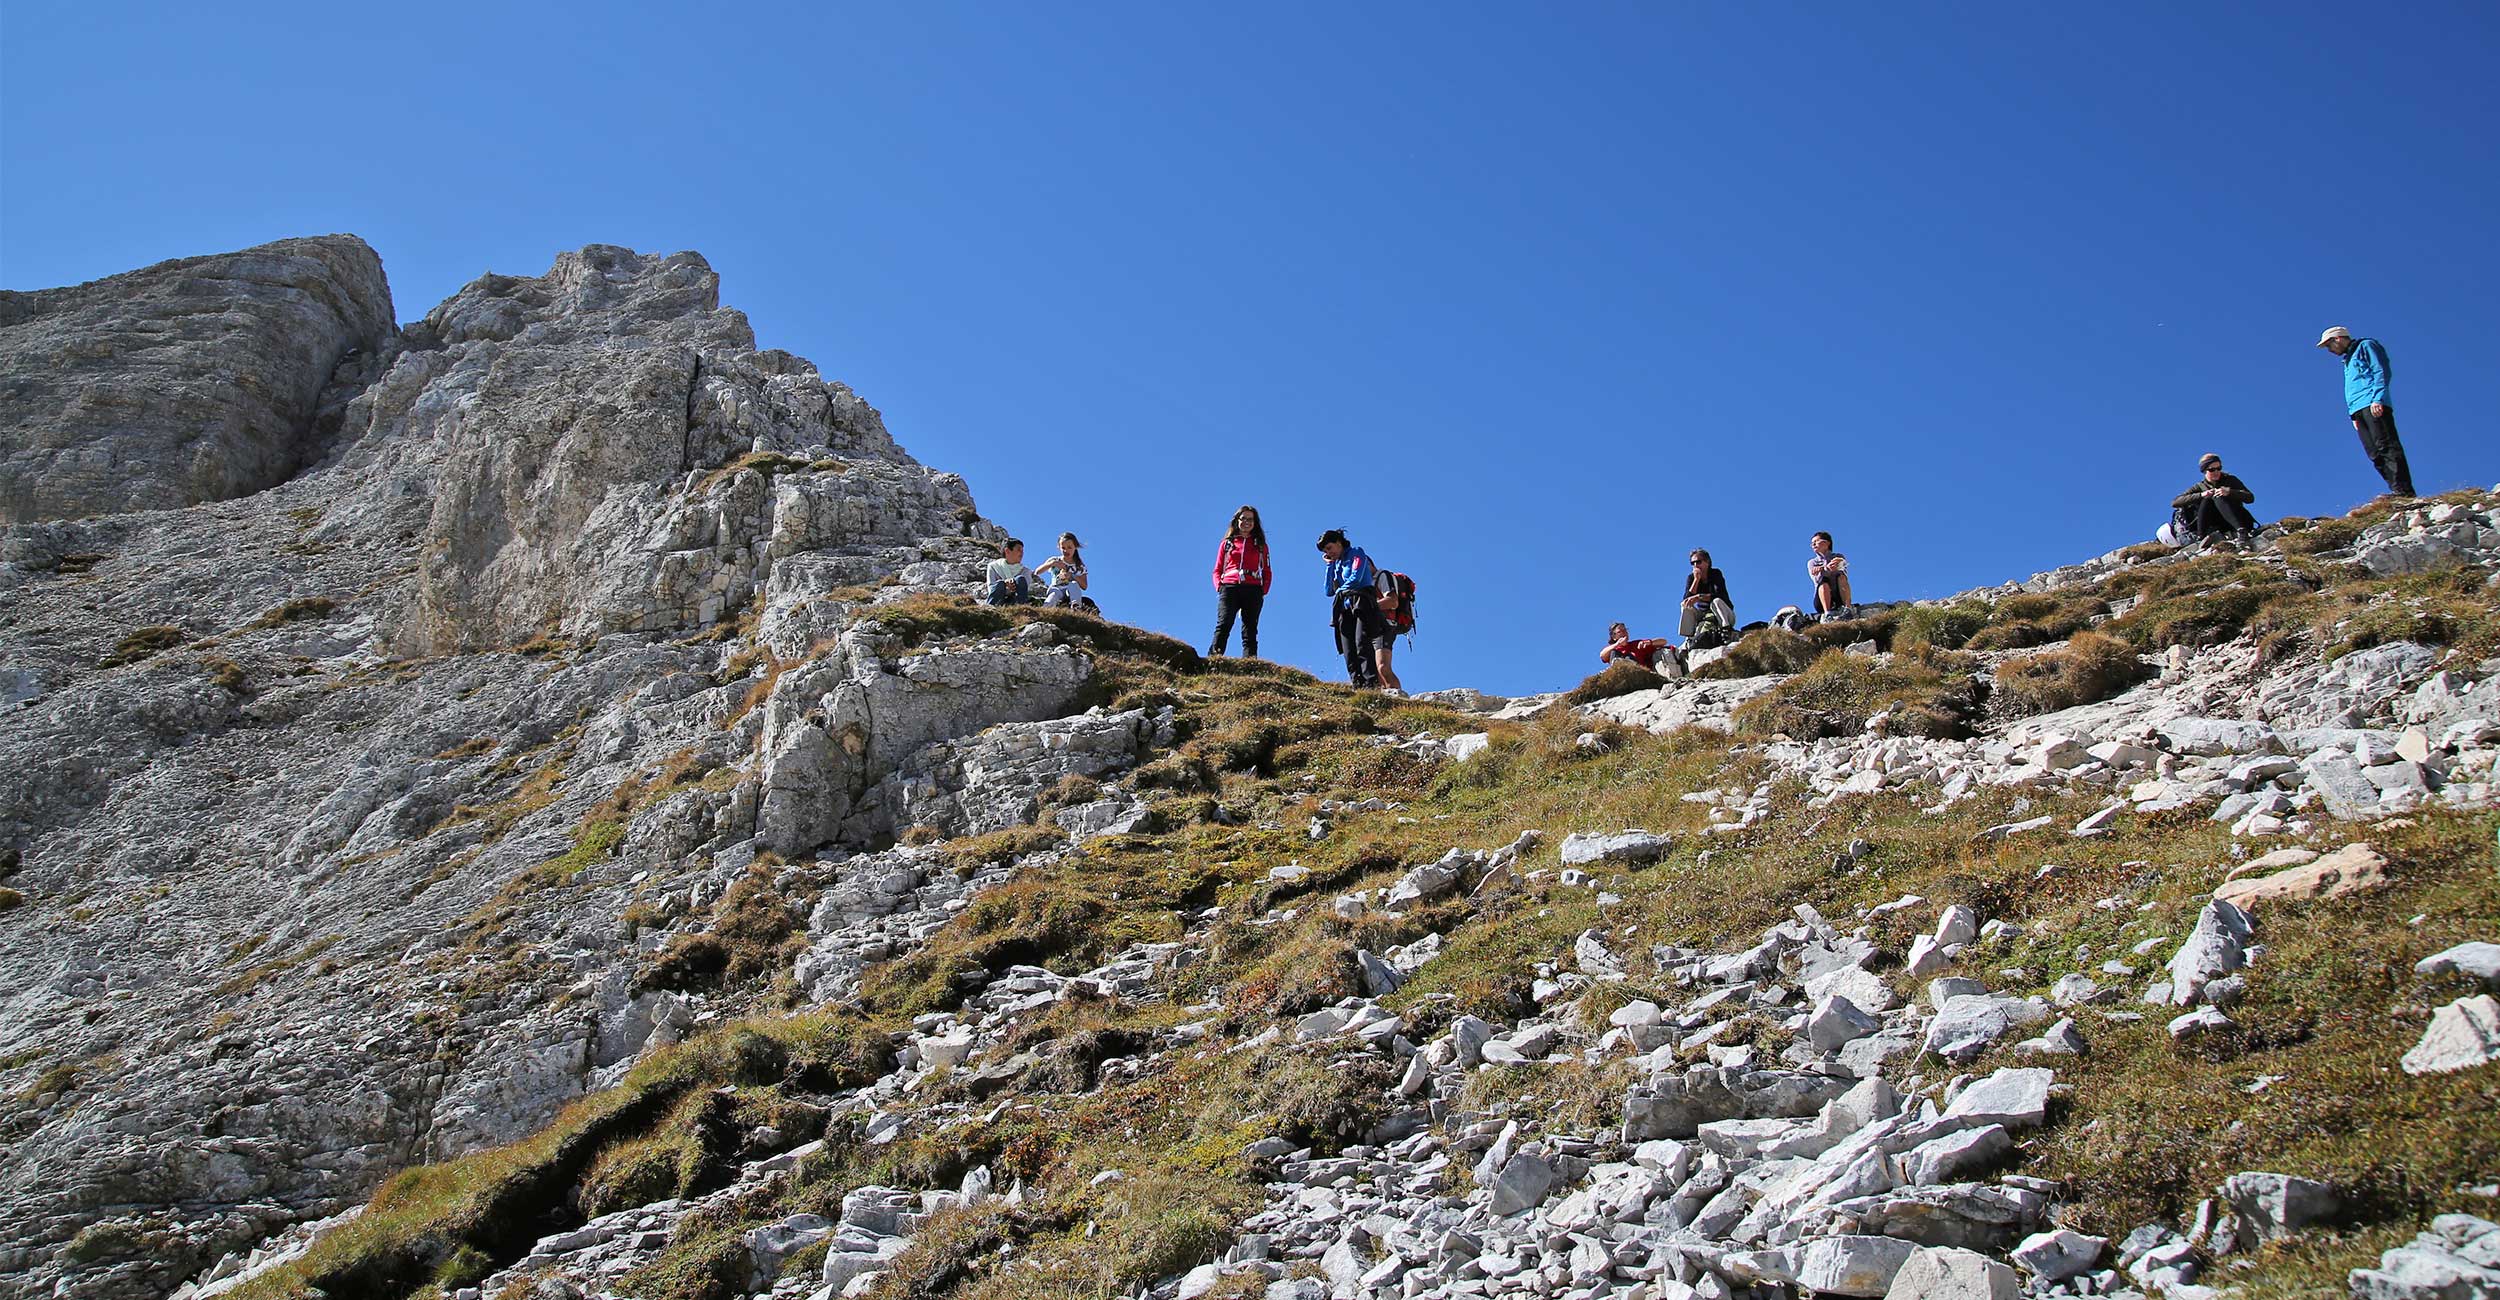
1318,528,1395,691
1680,549,1736,644
2172,453,2259,548
2318,327,2416,498
1209,505,1273,658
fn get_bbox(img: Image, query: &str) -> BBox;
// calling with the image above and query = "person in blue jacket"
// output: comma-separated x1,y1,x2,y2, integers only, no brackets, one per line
2317,326,2415,497
1318,528,1399,693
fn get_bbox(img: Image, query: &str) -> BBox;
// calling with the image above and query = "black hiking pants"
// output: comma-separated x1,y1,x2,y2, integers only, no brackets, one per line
1212,584,1264,657
2189,495,2258,537
1332,592,1388,687
2353,406,2417,497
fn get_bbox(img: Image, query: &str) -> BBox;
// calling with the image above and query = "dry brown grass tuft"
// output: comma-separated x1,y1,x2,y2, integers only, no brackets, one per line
1732,646,1980,739
251,597,338,629
1992,631,2154,716
1564,660,1666,704
98,625,186,668
1693,626,1821,679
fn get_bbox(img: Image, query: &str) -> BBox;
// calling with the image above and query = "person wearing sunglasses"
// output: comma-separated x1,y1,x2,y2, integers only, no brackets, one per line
2171,453,2259,549
1679,549,1736,644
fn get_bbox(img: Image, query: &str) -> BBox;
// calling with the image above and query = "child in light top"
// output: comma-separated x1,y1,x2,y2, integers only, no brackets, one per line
985,538,1032,606
1806,531,1852,618
1035,532,1090,608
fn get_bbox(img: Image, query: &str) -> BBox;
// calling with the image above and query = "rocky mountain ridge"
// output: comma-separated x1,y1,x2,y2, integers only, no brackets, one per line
2,237,2495,1300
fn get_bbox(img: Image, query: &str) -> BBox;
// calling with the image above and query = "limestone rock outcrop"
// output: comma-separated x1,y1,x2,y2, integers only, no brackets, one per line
0,238,1064,1300
0,235,394,524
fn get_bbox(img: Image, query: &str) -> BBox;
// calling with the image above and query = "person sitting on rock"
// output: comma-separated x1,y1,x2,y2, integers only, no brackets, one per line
1600,622,1673,670
2172,453,2258,548
985,537,1032,605
1680,549,1736,642
1034,531,1091,608
1806,531,1853,619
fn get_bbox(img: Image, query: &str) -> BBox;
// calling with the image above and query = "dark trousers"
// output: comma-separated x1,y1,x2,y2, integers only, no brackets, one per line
2354,406,2416,496
2188,495,2258,537
986,577,1030,605
1333,594,1388,686
1212,584,1264,656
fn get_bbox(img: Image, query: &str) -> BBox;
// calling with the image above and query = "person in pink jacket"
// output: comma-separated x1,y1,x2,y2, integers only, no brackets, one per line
1210,504,1274,657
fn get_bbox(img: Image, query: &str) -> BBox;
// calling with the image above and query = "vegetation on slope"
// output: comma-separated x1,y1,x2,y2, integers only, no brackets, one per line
216,505,2500,1299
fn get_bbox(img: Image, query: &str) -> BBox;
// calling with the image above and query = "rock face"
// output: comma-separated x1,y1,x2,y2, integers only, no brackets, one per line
349,244,981,654
0,235,395,524
0,239,1049,1300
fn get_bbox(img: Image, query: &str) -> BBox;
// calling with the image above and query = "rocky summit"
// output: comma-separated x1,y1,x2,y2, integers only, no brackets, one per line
3,238,2497,1300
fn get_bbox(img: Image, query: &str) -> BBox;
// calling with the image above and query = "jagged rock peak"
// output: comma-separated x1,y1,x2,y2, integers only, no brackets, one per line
407,243,759,357
0,234,394,526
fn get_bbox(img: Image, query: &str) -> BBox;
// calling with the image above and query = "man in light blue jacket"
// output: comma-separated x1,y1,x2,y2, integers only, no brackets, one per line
2318,326,2415,497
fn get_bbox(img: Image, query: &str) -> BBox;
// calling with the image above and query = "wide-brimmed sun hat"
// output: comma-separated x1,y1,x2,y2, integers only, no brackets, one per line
2317,326,2352,348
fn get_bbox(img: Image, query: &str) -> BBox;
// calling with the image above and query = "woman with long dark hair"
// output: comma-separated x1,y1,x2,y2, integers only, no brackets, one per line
1210,505,1272,657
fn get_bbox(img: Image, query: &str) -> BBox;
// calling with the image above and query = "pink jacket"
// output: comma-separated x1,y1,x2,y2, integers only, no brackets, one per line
1213,537,1273,593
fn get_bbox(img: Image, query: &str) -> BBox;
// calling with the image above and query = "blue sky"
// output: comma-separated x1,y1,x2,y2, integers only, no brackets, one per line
6,3,2495,696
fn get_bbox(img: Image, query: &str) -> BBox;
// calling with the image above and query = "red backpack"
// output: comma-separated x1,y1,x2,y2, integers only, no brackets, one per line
1377,570,1418,638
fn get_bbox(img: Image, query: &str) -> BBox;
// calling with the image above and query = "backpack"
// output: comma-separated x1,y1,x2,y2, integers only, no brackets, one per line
1686,608,1731,651
1771,605,1812,633
1377,570,1418,638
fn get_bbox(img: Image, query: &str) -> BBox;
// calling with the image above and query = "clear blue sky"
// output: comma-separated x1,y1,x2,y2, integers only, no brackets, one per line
6,3,2495,696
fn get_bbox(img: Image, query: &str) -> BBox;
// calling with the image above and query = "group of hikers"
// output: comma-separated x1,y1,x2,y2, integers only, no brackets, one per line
1594,535,1855,677
981,505,1416,692
977,327,2424,692
2164,327,2418,548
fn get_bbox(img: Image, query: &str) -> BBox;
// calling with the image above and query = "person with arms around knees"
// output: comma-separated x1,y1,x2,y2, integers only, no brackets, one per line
985,538,1033,606
1680,549,1736,641
1317,528,1393,690
1806,532,1852,620
1035,531,1090,608
1210,505,1273,657
2173,452,2258,548
2318,326,2415,498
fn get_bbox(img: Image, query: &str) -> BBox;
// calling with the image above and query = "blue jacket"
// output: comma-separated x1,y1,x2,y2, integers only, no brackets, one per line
1325,546,1376,598
2343,337,2392,413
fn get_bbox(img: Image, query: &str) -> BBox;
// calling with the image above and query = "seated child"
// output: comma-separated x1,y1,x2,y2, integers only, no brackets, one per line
985,538,1032,605
1807,531,1853,618
1034,531,1090,608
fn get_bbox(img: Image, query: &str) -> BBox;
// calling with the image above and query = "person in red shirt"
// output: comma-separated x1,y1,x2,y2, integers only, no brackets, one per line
1600,622,1672,670
1210,505,1274,657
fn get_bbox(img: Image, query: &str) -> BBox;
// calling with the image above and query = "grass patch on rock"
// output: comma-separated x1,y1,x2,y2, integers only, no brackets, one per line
225,1013,891,1300
1563,660,1665,705
98,625,187,667
1991,631,2154,716
1731,646,1980,739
